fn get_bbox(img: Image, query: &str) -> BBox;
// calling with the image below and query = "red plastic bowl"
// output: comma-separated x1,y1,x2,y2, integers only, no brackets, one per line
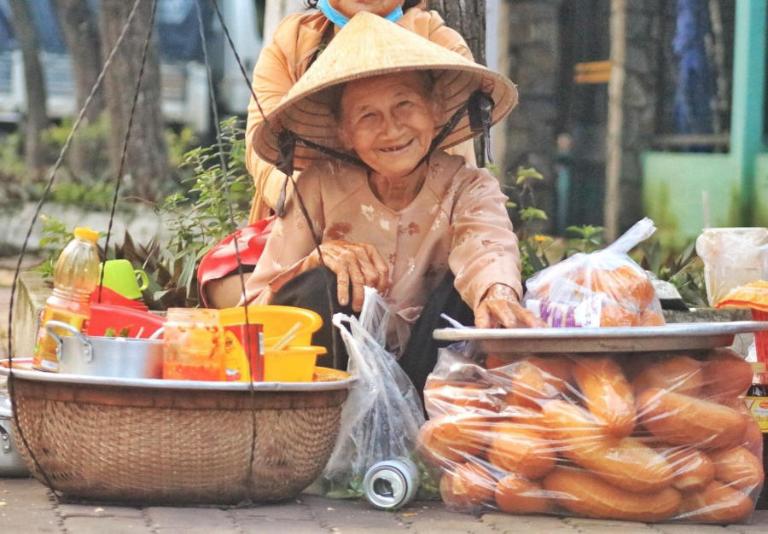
88,303,164,339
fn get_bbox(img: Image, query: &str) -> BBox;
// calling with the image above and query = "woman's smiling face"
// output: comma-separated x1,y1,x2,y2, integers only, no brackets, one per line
338,72,440,179
328,1,404,18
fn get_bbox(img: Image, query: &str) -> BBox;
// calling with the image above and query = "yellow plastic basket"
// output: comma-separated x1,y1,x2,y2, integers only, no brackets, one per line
263,346,327,382
220,305,323,348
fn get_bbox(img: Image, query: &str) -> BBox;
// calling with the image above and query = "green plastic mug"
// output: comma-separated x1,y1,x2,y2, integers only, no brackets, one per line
99,260,149,300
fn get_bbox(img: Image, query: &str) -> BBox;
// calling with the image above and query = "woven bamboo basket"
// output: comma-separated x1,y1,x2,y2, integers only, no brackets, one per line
5,370,352,504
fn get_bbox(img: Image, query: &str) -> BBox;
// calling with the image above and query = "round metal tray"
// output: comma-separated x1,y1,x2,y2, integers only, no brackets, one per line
0,360,355,392
433,321,768,353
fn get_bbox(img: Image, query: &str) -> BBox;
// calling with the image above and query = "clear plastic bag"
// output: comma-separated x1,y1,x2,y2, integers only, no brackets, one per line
417,345,764,523
524,218,665,327
696,228,768,307
321,287,425,497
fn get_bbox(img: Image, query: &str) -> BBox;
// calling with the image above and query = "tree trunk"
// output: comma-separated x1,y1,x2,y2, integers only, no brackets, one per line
52,0,104,177
52,0,104,123
427,0,486,65
99,0,167,201
9,0,49,175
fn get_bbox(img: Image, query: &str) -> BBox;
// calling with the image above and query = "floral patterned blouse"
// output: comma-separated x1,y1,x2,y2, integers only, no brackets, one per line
244,150,522,333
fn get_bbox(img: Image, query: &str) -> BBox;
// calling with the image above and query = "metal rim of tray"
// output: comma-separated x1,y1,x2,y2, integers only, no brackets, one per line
432,320,768,353
0,364,355,392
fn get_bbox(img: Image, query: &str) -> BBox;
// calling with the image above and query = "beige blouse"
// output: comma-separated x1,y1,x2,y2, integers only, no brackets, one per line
244,151,522,330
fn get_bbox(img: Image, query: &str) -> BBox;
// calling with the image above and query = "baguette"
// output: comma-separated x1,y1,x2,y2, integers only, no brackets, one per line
489,356,572,410
677,481,754,523
494,474,552,514
703,349,753,403
662,447,715,493
419,414,490,466
542,400,674,493
440,462,496,510
572,356,636,437
632,355,704,397
543,467,681,522
637,388,746,449
487,422,556,479
710,446,765,492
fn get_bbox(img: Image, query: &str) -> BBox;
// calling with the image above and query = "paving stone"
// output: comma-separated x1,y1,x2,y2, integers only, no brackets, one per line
0,508,61,533
304,496,407,530
145,507,236,530
231,501,314,521
399,504,478,524
57,503,144,519
653,523,727,534
233,516,327,533
482,512,579,532
63,516,152,534
408,519,497,534
0,478,56,510
564,517,657,533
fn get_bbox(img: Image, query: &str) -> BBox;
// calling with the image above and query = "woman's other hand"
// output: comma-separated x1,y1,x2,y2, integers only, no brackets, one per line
301,240,390,311
475,284,544,328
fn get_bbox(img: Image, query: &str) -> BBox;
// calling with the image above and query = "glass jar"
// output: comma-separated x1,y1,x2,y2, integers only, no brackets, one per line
162,309,225,381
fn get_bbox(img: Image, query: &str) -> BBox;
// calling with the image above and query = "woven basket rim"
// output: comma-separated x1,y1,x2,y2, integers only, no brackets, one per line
1,366,355,392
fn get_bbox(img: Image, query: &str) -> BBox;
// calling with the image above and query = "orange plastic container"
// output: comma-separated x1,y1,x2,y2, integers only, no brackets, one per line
263,346,327,382
219,305,322,348
162,309,225,381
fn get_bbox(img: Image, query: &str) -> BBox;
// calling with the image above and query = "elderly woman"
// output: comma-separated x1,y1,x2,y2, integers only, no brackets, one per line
241,13,541,392
245,0,475,223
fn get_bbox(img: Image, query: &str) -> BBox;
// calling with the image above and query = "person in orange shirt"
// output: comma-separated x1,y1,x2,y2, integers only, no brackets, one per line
245,0,476,223
238,13,541,392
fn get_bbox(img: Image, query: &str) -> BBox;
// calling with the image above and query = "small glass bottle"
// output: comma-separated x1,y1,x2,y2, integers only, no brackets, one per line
162,309,225,381
745,363,768,510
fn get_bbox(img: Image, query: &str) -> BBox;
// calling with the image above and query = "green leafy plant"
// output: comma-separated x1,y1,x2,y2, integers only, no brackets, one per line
35,215,81,278
154,117,253,308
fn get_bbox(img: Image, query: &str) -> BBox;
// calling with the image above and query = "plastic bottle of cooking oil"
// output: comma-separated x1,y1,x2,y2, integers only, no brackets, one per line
33,227,101,371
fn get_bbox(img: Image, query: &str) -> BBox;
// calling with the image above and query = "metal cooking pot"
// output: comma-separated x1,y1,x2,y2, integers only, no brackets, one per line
45,320,164,378
0,392,29,477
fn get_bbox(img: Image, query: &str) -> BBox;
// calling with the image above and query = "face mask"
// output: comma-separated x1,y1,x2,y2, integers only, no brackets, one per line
318,0,404,28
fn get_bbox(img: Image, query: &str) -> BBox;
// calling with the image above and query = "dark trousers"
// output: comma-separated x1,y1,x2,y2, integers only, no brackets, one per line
272,267,474,395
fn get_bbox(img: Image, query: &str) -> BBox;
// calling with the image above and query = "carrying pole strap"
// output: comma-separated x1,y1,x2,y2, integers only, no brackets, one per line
6,0,157,499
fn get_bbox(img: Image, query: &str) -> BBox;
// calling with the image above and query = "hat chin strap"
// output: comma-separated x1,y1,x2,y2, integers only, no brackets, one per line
317,0,404,28
274,90,495,216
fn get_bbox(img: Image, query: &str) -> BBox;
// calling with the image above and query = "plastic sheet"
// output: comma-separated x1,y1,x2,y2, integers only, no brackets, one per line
524,218,664,327
417,345,764,523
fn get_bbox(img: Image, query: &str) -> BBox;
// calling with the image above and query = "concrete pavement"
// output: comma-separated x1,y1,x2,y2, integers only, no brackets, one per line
1,478,768,533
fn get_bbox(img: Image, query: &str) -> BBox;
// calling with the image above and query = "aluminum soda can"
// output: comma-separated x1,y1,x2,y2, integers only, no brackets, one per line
363,457,420,510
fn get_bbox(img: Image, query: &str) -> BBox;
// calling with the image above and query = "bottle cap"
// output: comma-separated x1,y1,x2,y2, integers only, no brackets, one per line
74,227,100,243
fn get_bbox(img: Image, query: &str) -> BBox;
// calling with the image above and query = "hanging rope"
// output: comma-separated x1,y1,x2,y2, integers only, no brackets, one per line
208,0,346,367
194,0,260,493
6,0,155,499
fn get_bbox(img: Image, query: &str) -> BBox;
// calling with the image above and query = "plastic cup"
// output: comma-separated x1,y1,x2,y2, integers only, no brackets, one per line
99,260,149,300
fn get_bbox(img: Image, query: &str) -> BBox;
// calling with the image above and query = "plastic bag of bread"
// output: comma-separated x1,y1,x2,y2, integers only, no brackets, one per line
417,344,764,523
524,218,664,327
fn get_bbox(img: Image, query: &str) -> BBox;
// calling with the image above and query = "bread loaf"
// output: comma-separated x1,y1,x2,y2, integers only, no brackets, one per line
637,389,746,449
543,467,681,521
572,356,636,437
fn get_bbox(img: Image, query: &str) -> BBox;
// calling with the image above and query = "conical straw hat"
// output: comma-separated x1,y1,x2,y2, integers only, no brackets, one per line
254,11,518,171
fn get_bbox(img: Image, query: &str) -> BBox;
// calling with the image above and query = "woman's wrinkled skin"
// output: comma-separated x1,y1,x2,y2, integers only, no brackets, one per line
295,71,543,328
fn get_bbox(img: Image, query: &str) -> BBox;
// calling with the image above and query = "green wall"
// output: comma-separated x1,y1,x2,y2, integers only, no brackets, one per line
755,154,768,226
642,152,739,249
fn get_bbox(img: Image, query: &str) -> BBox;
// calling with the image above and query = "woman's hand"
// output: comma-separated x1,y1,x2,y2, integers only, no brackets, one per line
475,283,545,328
300,240,390,311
